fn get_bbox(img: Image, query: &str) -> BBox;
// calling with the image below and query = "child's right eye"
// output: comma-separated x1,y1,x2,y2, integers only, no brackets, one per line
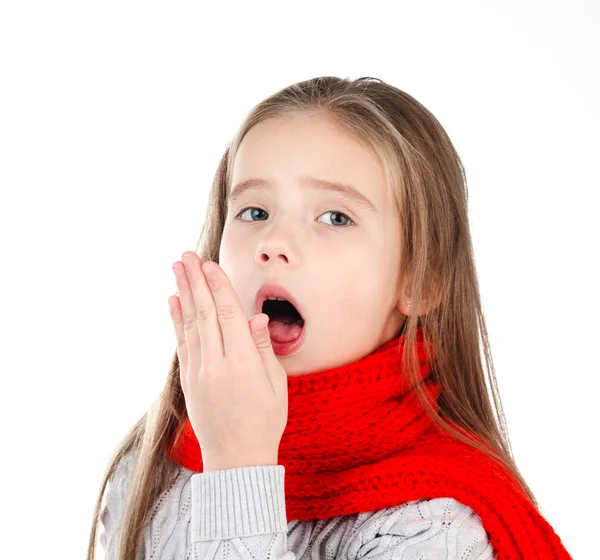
237,207,268,221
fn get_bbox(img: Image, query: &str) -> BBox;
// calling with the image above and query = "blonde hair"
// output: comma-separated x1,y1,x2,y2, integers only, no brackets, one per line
87,76,538,560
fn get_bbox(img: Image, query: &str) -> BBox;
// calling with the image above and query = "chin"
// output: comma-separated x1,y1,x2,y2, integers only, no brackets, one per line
276,353,312,377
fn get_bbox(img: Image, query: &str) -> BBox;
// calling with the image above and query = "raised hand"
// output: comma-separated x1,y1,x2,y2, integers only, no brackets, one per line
168,251,289,473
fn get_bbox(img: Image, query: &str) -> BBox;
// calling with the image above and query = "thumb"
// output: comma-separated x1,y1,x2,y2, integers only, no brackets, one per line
250,314,285,389
250,313,272,351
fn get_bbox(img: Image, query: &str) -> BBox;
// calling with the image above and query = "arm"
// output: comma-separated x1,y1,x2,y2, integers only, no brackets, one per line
191,464,296,560
99,454,293,559
348,497,496,560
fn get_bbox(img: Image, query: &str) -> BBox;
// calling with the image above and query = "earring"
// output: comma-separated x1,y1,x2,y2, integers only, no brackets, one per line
407,300,412,307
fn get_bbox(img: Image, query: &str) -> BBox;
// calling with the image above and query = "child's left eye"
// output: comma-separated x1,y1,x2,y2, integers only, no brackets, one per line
236,207,354,227
319,211,353,227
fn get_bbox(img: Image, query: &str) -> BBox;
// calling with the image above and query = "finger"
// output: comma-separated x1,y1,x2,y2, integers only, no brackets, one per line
200,260,257,358
172,258,208,373
168,295,188,383
250,314,287,393
180,251,223,363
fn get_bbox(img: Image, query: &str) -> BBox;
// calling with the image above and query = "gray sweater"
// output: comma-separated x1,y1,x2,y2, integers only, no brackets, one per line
100,450,497,559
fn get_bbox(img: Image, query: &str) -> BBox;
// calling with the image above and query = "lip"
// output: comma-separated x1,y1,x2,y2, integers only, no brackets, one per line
253,283,305,320
270,323,307,356
253,282,307,356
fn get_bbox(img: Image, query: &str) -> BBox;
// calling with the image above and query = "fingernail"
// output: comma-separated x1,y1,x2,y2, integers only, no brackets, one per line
202,262,218,277
173,263,185,278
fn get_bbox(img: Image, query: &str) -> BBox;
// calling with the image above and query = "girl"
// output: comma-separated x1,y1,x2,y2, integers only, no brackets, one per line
87,76,572,560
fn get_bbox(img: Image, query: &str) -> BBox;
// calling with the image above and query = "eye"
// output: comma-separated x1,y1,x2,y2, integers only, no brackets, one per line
236,207,354,227
237,207,268,222
319,211,354,227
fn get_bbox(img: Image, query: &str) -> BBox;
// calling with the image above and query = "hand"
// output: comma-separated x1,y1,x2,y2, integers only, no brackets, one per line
168,251,288,473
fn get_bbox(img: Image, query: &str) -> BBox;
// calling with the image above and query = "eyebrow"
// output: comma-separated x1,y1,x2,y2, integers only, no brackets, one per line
228,175,378,213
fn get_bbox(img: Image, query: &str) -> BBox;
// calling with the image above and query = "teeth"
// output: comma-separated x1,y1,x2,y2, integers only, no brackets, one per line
266,296,287,301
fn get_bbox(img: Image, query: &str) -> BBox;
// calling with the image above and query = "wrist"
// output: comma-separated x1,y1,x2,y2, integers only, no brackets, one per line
202,456,279,473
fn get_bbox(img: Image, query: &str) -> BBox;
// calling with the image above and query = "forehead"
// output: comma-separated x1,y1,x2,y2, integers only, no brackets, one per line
231,113,390,207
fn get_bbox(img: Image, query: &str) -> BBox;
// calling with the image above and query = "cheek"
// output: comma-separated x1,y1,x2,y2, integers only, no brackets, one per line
332,286,374,317
335,273,390,315
219,227,246,262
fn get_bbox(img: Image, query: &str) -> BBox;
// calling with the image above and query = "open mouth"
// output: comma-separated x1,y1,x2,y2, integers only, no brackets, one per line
262,297,306,353
262,297,305,327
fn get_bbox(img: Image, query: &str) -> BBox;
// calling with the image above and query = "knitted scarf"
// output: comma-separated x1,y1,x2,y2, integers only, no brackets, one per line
166,326,572,559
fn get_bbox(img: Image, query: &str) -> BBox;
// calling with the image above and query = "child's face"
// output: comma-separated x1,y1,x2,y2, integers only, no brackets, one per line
219,111,406,376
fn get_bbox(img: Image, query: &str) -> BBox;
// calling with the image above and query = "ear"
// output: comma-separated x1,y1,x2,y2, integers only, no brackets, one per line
396,278,443,317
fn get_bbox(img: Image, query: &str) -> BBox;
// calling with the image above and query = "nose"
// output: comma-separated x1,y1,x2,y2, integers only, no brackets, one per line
256,242,293,265
255,227,300,268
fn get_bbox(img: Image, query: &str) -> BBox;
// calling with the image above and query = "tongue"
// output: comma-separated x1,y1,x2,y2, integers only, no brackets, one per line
268,319,304,344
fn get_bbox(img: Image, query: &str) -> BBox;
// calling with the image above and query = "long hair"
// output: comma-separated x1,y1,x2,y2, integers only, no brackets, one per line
87,76,538,560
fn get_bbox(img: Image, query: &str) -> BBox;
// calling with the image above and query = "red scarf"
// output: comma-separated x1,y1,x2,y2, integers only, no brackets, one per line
166,326,572,559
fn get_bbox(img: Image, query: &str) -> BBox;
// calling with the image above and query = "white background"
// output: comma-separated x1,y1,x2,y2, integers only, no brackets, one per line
1,1,598,558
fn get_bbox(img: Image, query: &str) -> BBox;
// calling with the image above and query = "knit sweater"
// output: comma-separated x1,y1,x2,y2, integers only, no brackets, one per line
100,450,496,559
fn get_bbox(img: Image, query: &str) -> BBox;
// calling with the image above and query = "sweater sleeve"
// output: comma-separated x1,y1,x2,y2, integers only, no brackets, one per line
190,464,296,560
348,496,497,560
